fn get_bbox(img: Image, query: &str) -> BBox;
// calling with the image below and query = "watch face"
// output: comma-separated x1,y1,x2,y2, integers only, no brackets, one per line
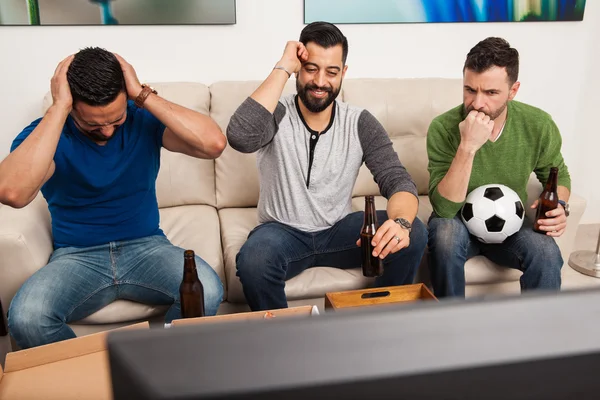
395,218,411,230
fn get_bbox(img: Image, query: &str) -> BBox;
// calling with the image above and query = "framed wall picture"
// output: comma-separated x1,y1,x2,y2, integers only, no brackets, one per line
304,0,587,24
0,0,236,26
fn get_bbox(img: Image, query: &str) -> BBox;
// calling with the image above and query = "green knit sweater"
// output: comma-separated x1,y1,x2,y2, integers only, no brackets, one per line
427,100,571,219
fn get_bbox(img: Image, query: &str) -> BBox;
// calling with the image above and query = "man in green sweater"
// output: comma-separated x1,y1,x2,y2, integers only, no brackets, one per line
426,37,571,298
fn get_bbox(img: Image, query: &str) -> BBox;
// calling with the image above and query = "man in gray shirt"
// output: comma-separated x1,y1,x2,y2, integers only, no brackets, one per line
227,22,427,311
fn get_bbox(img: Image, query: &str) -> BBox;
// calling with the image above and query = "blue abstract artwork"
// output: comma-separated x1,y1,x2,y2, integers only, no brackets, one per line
304,0,587,24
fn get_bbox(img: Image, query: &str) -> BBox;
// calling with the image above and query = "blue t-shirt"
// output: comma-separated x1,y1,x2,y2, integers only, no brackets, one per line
11,101,166,249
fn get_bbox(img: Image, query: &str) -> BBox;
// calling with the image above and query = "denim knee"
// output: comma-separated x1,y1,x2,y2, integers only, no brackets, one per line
527,239,563,275
428,216,471,256
205,276,224,312
8,295,54,347
236,241,285,283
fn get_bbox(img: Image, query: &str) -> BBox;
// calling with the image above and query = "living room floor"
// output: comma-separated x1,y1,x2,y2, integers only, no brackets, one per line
1,223,599,369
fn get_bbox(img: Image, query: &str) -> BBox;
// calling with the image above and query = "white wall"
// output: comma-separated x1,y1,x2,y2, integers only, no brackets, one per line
0,0,598,222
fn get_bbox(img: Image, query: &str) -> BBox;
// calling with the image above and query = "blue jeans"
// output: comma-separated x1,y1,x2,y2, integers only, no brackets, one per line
8,235,223,349
236,211,428,311
427,214,563,298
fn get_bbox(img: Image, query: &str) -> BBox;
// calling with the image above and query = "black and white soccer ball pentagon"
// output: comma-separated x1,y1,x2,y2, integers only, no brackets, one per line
461,184,525,244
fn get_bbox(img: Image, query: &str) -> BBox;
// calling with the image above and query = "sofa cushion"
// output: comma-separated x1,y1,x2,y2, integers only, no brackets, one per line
218,207,259,303
159,205,226,299
340,78,463,139
77,301,169,324
343,78,462,195
156,149,216,208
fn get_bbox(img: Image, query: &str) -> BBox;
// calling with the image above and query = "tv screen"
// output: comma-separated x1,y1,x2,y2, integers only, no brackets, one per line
108,288,600,399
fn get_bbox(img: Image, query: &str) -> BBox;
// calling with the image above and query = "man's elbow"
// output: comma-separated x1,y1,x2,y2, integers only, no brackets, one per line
210,133,228,158
201,130,227,159
0,186,31,209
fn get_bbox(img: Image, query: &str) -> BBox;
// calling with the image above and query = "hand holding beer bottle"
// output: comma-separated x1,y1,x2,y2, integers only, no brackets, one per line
532,167,566,236
359,196,384,277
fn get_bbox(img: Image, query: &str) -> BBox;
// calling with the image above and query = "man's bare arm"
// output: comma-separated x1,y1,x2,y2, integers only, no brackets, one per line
0,56,73,208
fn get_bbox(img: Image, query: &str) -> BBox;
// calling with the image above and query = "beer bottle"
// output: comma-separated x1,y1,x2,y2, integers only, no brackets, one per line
361,195,384,277
0,298,7,336
533,167,559,234
180,250,205,318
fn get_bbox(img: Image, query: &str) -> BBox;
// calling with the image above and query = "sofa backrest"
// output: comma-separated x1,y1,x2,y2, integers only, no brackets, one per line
43,78,462,210
341,79,462,197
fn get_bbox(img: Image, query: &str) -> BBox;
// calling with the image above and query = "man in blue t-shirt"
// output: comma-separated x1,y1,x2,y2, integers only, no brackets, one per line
0,47,226,349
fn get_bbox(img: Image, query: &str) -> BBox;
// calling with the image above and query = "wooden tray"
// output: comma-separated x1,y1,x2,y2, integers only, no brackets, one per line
325,283,437,311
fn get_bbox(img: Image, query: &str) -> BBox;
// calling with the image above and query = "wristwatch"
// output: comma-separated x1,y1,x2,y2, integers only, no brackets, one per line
394,218,412,233
134,84,157,108
558,200,570,217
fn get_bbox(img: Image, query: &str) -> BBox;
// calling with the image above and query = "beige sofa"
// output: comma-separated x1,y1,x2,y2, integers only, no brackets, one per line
0,78,595,340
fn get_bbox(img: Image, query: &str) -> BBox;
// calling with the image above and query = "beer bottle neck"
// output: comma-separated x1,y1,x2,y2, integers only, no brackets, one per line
546,168,558,192
183,258,197,279
364,197,377,226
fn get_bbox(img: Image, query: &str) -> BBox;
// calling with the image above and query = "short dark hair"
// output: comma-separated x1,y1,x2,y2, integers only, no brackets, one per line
464,37,519,85
67,47,125,106
299,21,348,65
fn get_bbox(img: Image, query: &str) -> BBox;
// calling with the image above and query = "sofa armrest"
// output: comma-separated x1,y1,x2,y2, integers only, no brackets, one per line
525,175,586,263
0,195,53,315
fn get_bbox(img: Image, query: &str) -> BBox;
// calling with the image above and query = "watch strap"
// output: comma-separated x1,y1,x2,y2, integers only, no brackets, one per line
394,218,412,233
558,200,570,217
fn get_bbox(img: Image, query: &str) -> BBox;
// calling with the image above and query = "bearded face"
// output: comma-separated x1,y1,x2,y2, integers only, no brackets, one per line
296,79,341,113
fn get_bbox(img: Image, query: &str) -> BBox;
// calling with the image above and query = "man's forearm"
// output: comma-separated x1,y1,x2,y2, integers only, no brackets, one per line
250,68,290,113
143,94,225,158
386,192,419,223
0,105,66,207
558,186,570,203
436,146,476,203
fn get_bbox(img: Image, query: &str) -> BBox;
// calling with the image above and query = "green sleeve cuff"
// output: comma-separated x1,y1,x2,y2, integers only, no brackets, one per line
430,187,465,219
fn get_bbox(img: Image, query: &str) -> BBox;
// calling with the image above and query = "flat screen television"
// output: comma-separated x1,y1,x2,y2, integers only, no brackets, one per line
108,288,600,399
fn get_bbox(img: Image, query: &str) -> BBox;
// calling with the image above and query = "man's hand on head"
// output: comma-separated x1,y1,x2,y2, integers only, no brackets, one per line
51,55,74,113
277,41,309,76
113,53,143,101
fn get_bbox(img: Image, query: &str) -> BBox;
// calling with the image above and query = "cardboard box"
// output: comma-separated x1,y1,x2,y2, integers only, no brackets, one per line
325,283,438,311
170,305,319,327
0,321,148,400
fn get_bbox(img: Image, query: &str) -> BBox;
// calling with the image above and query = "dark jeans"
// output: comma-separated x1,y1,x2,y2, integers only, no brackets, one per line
427,214,563,298
236,211,428,311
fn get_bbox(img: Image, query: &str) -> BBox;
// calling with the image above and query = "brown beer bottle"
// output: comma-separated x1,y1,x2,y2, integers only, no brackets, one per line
361,195,384,277
180,250,205,318
533,167,559,234
0,298,7,336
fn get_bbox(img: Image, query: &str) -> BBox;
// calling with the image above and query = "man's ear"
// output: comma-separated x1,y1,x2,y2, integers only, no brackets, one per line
508,81,520,101
342,64,348,79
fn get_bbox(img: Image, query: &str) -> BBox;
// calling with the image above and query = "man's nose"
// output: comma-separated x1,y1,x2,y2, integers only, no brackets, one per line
99,125,115,137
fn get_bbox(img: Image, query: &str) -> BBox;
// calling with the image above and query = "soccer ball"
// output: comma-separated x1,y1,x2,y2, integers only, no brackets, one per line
461,184,525,244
